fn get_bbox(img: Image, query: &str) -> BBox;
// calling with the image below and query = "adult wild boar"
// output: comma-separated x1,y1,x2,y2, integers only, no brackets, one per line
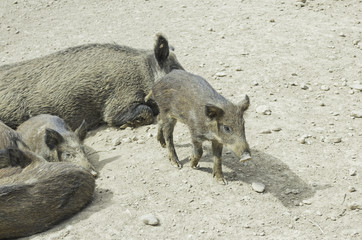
0,33,184,130
0,122,95,239
17,114,97,176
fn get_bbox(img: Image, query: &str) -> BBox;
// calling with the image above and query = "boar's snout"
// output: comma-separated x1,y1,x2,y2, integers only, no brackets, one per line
240,151,252,162
77,160,97,177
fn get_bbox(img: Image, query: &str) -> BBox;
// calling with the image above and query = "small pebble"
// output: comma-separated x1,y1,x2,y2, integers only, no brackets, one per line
324,137,342,144
297,135,309,144
260,129,272,134
112,138,122,146
235,67,242,71
122,137,132,143
320,85,330,91
353,39,360,45
349,168,357,176
316,211,322,216
348,186,356,192
351,111,362,118
350,84,362,91
302,200,312,205
251,182,265,193
256,105,272,115
348,203,362,210
300,83,308,90
141,213,160,226
215,72,227,77
272,127,282,132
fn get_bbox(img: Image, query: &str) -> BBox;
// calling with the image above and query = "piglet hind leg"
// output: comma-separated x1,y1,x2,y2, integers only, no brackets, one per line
212,140,227,184
190,138,203,169
162,118,182,169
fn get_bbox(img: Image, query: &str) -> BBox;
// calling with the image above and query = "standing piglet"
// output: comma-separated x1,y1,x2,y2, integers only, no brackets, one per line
0,33,184,130
17,114,97,176
148,70,251,184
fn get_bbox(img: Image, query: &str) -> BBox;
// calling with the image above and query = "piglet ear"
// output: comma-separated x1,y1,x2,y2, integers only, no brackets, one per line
154,33,170,67
45,128,64,150
0,148,31,168
205,104,224,120
75,120,87,141
239,95,250,112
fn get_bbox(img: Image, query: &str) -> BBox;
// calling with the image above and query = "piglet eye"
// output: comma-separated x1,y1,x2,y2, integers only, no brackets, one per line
223,125,232,133
63,152,72,159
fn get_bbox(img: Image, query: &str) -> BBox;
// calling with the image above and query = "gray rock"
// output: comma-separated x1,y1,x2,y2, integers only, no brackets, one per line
141,213,160,226
252,182,265,193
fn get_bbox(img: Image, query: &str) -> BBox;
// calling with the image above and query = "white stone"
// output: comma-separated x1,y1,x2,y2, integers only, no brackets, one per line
215,72,227,77
351,111,362,118
251,182,265,193
141,213,160,226
256,105,271,115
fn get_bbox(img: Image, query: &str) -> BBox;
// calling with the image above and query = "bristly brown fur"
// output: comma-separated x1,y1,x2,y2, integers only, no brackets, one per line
0,34,184,130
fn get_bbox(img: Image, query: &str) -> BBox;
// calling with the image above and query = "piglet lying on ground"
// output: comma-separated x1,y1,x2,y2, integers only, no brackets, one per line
0,121,95,239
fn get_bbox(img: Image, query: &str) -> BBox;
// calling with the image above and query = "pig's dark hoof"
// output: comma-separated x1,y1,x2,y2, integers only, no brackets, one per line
170,159,182,169
213,173,227,185
191,164,200,169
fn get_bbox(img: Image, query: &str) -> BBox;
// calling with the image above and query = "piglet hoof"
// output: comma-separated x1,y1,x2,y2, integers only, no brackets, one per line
213,173,227,185
169,158,182,169
190,161,200,169
191,164,200,169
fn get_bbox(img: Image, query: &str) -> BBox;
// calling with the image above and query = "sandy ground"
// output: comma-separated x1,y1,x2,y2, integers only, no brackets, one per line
1,0,361,239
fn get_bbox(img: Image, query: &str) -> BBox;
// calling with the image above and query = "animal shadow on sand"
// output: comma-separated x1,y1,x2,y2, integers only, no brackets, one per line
180,147,322,208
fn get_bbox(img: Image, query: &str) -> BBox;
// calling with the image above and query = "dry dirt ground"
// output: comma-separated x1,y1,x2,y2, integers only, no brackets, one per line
1,0,362,239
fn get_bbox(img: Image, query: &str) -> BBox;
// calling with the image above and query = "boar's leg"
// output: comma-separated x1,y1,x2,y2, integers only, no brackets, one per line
162,118,181,168
190,139,203,169
211,140,227,184
156,117,166,148
109,104,155,129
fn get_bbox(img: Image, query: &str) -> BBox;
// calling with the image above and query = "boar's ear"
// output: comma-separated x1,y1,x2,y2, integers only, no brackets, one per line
0,148,31,168
75,120,87,141
154,33,170,67
45,128,64,150
0,149,11,168
205,104,224,120
239,95,250,112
